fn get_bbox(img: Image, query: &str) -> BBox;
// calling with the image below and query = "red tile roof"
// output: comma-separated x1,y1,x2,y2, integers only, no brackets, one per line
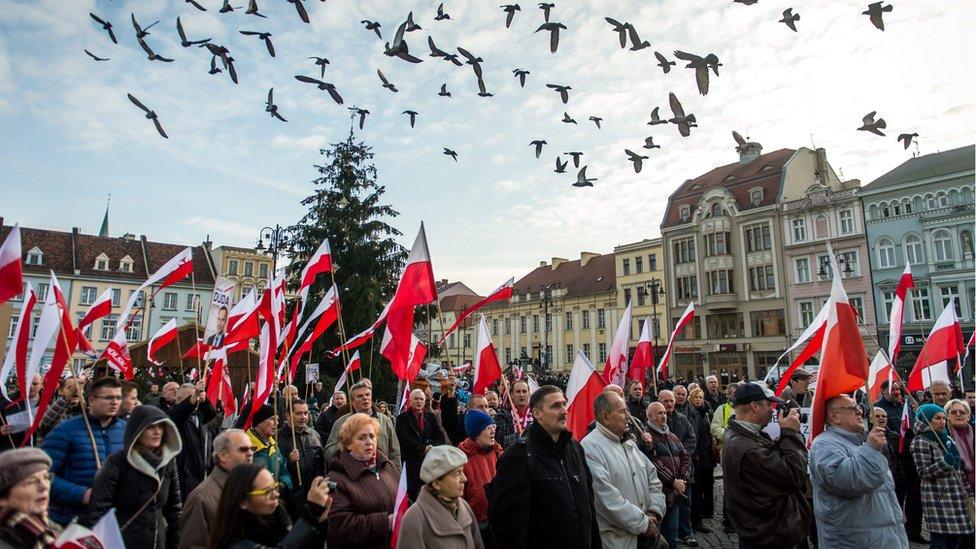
440,293,485,314
486,253,616,309
0,225,75,277
144,240,214,284
74,233,147,280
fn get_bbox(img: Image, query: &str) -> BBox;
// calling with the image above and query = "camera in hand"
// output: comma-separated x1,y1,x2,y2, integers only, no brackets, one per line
324,479,338,492
780,402,808,424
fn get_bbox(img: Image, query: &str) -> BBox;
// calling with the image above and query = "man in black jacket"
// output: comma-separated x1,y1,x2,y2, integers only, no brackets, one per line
437,375,466,445
313,391,346,442
278,398,324,519
488,385,602,549
167,381,217,501
395,388,446,500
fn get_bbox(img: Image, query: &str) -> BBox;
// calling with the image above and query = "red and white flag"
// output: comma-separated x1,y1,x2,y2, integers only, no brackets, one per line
439,277,514,342
299,239,333,298
182,340,211,359
627,318,654,390
405,334,428,382
907,298,964,391
116,248,194,340
333,350,362,395
289,285,340,379
147,318,179,365
0,224,23,305
898,399,911,452
867,351,895,402
472,315,502,395
75,288,113,356
888,264,914,366
206,350,236,417
390,467,410,549
381,224,437,380
566,351,606,441
0,283,36,402
603,301,632,386
222,288,262,350
55,507,126,549
243,322,275,429
656,301,695,380
101,328,133,380
774,303,830,397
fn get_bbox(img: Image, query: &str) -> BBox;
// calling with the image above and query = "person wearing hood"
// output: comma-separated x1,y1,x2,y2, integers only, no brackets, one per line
86,405,183,549
458,410,502,543
246,404,293,494
0,448,61,548
911,403,975,548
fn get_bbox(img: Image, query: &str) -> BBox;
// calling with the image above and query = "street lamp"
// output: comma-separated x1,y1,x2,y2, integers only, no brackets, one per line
538,283,559,371
817,254,854,279
257,224,293,272
644,278,665,347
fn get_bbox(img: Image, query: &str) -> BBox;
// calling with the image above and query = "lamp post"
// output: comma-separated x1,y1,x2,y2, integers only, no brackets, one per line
539,283,558,371
643,278,665,347
256,224,294,273
817,254,854,280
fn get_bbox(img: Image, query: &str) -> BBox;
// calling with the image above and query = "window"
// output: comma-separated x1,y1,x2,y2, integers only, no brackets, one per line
622,259,630,275
566,344,574,362
749,265,776,291
912,288,931,321
673,316,702,340
96,259,108,271
940,286,962,317
706,270,734,295
933,230,954,262
751,310,785,336
37,283,49,301
623,288,632,304
892,202,902,216
582,343,591,360
704,232,731,256
545,313,552,331
598,343,607,363
30,316,41,338
532,315,539,333
710,203,724,217
565,312,573,331
244,262,254,277
505,318,511,335
679,206,690,222
636,287,645,306
881,203,891,217
904,235,924,264
881,291,894,319
799,302,815,327
744,224,772,252
839,210,854,234
707,313,744,338
926,195,936,210
938,193,949,208
100,315,118,341
163,292,178,310
582,310,591,329
125,316,140,341
849,296,864,319
79,286,97,305
129,289,145,307
903,199,913,214
676,276,698,299
635,256,644,273
792,219,807,242
25,248,43,265
463,333,471,348
228,260,239,275
492,319,498,336
877,238,895,268
596,309,606,329
259,263,269,278
649,254,657,271
119,258,133,272
796,258,811,283
754,352,780,379
519,316,526,334
672,238,696,264
449,334,456,347
186,294,198,311
505,348,512,364
111,288,121,307
839,251,859,277
750,189,763,206
8,316,18,338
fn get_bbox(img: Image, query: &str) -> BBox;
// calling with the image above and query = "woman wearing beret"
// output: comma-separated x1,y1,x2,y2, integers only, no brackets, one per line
0,448,61,548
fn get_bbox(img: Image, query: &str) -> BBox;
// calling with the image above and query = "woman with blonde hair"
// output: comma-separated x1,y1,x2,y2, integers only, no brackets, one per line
944,399,974,491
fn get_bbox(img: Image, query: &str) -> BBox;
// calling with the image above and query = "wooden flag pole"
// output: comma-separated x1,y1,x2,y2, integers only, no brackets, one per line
174,325,186,384
328,271,353,374
190,272,204,379
287,391,302,487
57,321,100,466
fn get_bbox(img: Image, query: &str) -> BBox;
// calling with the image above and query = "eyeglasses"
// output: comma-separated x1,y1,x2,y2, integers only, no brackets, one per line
248,482,281,500
237,446,258,453
948,410,969,416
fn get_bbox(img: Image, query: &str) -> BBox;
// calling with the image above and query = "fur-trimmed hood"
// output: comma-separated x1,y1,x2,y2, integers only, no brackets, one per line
123,405,182,481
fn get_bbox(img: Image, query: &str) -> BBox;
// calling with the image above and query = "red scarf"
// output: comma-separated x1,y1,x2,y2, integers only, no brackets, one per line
412,409,426,431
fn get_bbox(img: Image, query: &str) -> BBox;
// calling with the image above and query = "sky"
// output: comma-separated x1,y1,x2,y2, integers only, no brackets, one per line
0,0,973,295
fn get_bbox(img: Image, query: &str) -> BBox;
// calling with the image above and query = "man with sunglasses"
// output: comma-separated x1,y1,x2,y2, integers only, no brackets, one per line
179,428,255,549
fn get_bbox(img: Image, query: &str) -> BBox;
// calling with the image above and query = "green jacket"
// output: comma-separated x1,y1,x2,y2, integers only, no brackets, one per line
248,430,294,491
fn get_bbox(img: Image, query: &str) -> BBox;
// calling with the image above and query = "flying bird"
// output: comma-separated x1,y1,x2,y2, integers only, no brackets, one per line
604,17,629,49
208,56,222,74
573,166,596,187
405,11,422,32
477,77,494,97
246,0,267,18
429,37,462,65
438,83,452,97
733,0,758,4
89,13,118,44
673,50,721,95
309,56,329,78
627,24,650,51
643,136,661,149
362,20,382,39
219,0,239,13
546,84,571,104
897,133,918,149
435,3,451,20
443,148,459,162
203,43,237,82
84,49,109,61
863,2,892,31
350,107,370,130
561,112,577,124
185,0,207,12
403,110,419,127
530,140,547,158
539,3,555,22
501,4,521,28
457,46,484,79
589,116,603,129
554,156,568,173
177,17,210,47
239,30,275,57
654,51,675,74
779,8,800,32
384,24,424,63
377,69,398,92
858,111,886,136
127,93,168,139
294,75,344,104
535,22,566,53
287,0,310,24
265,88,287,122
131,14,159,40
647,107,667,125
625,149,649,173
564,151,583,167
668,92,697,137
138,37,174,62
513,69,530,87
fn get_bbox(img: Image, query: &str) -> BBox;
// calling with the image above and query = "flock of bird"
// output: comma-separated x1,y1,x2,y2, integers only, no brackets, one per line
82,0,912,188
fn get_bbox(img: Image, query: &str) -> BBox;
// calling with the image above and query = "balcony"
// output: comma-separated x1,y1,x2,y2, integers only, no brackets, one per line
703,292,738,309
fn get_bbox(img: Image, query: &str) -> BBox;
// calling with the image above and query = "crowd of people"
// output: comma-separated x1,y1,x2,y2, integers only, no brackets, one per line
0,367,973,549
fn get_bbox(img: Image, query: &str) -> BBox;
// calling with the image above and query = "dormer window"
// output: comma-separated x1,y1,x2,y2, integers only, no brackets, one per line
25,247,43,266
119,255,134,273
94,253,110,271
710,203,726,217
679,206,691,222
750,188,763,206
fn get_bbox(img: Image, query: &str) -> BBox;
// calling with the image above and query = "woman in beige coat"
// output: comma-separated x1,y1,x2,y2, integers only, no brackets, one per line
396,446,483,549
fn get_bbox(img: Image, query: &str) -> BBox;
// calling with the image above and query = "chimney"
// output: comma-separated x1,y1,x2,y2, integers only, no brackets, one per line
550,257,567,270
736,140,763,164
122,233,136,241
580,252,598,266
539,261,547,267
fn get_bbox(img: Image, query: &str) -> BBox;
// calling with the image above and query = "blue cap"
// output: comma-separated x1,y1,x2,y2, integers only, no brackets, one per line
464,409,494,439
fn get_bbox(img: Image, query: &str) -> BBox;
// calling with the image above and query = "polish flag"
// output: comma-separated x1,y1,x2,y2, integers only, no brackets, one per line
473,315,502,395
898,399,911,452
628,319,654,390
182,340,212,359
603,301,632,386
404,334,428,382
55,507,125,549
0,224,23,305
566,351,606,441
75,288,113,355
390,467,410,549
809,247,870,442
656,302,695,380
0,283,36,402
299,239,333,298
867,351,895,402
333,350,362,395
330,324,377,358
206,349,236,417
396,384,410,415
963,331,976,369
381,224,437,380
774,303,830,397
101,328,133,380
155,248,194,291
439,277,515,342
289,285,340,379
222,288,262,348
907,298,964,391
888,264,914,366
147,318,179,365
243,322,275,430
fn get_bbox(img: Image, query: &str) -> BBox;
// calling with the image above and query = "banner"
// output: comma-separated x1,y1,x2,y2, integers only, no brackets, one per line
306,362,320,383
204,276,236,347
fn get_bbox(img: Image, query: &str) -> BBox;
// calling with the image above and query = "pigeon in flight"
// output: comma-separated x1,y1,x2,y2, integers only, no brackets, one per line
604,17,629,49
654,51,675,74
589,116,603,129
477,77,494,97
377,69,398,92
897,133,918,150
138,37,174,62
405,11,422,32
668,93,697,137
539,3,555,22
627,24,650,51
733,0,758,4
362,20,382,39
185,0,207,12
647,107,667,125
127,93,168,139
863,2,892,31
858,111,886,136
674,50,721,95
779,8,800,32
443,148,459,162
287,0,310,24
535,22,567,53
501,5,521,28
349,107,370,130
643,136,661,149
246,0,267,18
403,110,419,127
561,112,577,124
219,0,239,13
438,83,452,97
457,46,484,79
435,3,451,21
385,24,424,63
266,88,287,122
554,156,568,173
177,17,210,47
513,69,530,87
530,140,547,158
625,149,649,173
240,31,275,57
131,14,159,40
546,84,571,104
428,37,462,65
573,166,596,187
203,43,237,83
208,55,222,74
89,13,118,44
294,75,344,104
564,151,583,167
84,49,109,61
309,56,329,78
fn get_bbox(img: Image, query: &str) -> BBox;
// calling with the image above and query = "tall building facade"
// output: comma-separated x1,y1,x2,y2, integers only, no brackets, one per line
210,245,275,302
614,238,669,358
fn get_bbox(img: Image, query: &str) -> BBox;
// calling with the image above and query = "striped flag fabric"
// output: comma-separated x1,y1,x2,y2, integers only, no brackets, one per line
0,224,23,305
656,301,695,380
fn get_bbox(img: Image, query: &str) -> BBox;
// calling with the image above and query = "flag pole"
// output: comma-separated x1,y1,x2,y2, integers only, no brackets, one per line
328,271,353,372
287,391,302,487
190,273,204,379
174,324,185,384
57,321,100,466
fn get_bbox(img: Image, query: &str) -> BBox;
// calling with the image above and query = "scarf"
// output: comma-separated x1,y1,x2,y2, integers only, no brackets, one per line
951,424,974,474
348,449,377,471
513,405,533,431
412,409,426,431
646,421,669,435
237,507,292,547
916,404,961,469
139,447,164,470
0,508,59,549
426,485,460,520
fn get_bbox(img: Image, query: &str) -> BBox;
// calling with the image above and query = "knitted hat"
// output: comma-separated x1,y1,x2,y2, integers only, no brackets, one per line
464,409,494,440
916,403,946,423
420,445,468,484
0,448,51,493
252,404,276,426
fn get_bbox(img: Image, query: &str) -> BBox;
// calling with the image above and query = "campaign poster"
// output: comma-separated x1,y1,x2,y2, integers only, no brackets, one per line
204,276,236,347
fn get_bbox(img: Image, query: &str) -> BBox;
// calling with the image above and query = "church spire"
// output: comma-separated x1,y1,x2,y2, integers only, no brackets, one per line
98,194,110,237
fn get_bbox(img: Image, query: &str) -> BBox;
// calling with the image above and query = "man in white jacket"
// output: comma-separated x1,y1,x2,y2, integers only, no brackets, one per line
582,390,668,549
